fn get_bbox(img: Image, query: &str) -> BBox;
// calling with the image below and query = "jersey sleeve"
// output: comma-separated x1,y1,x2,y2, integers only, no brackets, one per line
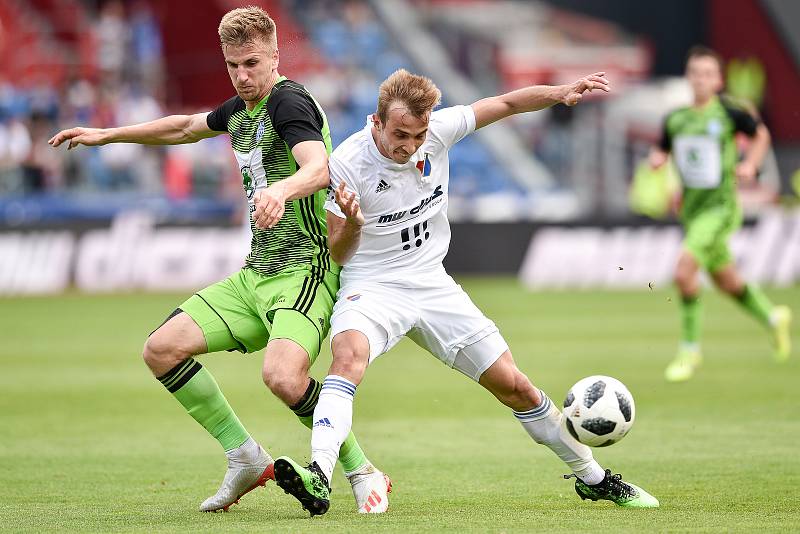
722,102,760,137
267,88,325,149
324,152,358,218
429,105,476,149
206,95,243,132
658,115,672,151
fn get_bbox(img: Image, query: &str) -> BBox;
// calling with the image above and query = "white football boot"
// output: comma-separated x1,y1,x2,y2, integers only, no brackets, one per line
200,438,275,512
346,463,392,513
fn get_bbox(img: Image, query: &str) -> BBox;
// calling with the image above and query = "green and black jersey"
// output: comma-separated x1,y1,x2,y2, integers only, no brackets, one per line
207,76,338,277
659,94,760,223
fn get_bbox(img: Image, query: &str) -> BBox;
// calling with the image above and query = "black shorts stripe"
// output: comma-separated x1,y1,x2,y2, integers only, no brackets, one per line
296,265,323,315
305,269,324,314
166,360,203,393
294,274,317,314
292,273,313,310
195,293,247,353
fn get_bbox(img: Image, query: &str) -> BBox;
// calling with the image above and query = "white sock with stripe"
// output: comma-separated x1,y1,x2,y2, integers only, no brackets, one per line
514,392,606,485
311,375,357,482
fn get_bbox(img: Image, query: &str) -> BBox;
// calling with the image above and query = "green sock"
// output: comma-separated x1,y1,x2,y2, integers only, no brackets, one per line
158,358,250,451
681,294,702,344
734,284,773,328
292,378,369,474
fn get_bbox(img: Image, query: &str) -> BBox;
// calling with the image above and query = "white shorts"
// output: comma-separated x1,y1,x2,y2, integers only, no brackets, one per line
329,270,509,381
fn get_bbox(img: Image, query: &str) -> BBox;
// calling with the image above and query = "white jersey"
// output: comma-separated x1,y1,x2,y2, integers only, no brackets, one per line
325,105,476,286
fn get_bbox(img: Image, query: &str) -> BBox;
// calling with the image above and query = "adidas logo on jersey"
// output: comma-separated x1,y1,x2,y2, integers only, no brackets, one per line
375,179,391,193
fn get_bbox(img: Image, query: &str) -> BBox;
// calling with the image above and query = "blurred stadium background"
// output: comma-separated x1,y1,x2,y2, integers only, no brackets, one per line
1,0,799,293
2,2,800,531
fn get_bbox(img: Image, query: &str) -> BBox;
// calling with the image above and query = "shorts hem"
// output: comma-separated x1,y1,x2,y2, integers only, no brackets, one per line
190,293,249,354
469,349,505,382
268,308,324,362
330,305,393,341
445,324,500,368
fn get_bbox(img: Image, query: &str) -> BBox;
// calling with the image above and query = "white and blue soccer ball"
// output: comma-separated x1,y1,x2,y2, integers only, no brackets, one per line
562,375,635,447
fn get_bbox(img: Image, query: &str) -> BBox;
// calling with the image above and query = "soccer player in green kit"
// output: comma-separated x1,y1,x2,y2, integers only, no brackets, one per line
650,46,792,382
48,6,390,513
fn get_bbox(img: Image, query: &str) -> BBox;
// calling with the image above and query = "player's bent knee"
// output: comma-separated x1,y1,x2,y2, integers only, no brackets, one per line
142,331,186,373
330,333,370,383
329,352,368,383
712,273,742,295
261,370,306,405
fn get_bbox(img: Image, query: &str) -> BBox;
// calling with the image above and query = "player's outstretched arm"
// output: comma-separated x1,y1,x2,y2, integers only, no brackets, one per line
472,72,610,130
326,181,364,265
252,140,329,229
48,112,219,150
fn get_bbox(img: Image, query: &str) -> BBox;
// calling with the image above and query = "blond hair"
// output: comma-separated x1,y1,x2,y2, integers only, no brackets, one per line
377,69,441,123
218,6,277,49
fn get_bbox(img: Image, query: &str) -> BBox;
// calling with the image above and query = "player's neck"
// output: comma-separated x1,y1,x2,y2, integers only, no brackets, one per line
370,126,393,161
692,94,716,109
245,70,281,111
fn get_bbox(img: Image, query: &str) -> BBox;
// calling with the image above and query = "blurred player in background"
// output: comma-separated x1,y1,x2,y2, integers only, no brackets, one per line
49,6,389,514
650,46,792,382
273,68,659,515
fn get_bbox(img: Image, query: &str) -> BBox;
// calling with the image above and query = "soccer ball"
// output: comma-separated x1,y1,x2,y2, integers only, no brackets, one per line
562,375,635,447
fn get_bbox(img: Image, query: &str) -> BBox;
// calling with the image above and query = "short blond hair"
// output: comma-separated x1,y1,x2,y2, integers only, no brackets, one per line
377,69,441,123
218,6,277,49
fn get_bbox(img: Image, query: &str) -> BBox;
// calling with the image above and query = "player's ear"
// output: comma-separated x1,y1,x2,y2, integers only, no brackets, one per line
371,114,381,130
272,48,279,70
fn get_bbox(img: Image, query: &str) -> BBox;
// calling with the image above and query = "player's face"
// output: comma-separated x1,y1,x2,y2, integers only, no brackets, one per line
373,104,429,164
223,39,279,104
686,56,723,102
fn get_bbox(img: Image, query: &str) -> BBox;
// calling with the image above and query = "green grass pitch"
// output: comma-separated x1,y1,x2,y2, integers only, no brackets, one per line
1,279,798,532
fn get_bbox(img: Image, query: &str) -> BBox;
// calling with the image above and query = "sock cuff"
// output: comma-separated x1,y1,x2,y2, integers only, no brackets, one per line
290,378,322,417
321,375,357,399
682,294,701,305
157,358,203,393
735,284,752,301
513,393,552,422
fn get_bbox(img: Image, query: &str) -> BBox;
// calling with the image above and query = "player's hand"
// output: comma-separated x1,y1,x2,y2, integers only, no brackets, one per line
335,181,364,226
561,72,610,106
735,161,758,185
48,127,108,150
252,183,287,229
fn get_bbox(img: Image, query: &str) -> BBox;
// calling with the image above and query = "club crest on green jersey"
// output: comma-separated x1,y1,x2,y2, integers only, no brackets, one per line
256,121,265,143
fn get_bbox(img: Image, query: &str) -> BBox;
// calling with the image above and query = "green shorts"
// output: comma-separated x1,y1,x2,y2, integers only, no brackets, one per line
179,266,339,362
682,206,742,273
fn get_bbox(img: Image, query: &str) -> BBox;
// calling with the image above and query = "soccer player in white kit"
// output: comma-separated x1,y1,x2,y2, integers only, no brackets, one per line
274,69,659,514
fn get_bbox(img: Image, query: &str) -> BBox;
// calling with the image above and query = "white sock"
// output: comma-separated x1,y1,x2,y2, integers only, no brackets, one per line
311,375,357,482
514,393,606,486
